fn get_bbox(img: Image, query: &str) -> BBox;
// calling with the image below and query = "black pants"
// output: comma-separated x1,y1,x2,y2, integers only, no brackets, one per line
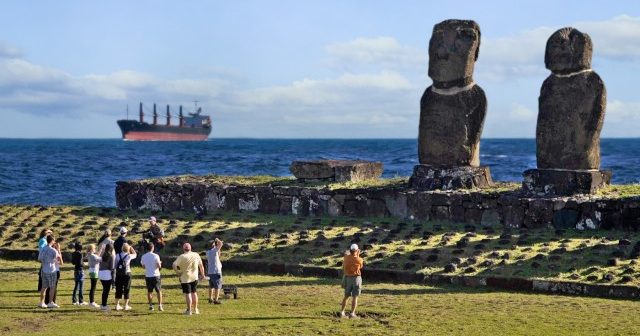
100,279,113,306
89,278,98,303
115,274,132,300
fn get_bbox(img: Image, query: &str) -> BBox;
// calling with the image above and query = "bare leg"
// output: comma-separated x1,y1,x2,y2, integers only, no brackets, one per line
39,288,47,305
157,291,163,306
214,288,220,301
340,296,349,313
184,294,192,312
49,286,57,304
147,292,153,304
191,292,198,311
208,288,213,301
350,296,358,315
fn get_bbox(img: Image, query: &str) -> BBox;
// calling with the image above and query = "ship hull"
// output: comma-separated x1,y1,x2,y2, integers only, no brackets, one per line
117,120,211,141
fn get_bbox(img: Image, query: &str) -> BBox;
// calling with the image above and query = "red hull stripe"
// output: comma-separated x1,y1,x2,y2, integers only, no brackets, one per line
123,132,208,141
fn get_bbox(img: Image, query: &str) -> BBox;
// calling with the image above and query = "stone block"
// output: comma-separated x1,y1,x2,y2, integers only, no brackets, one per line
290,160,383,182
522,169,611,196
409,165,492,191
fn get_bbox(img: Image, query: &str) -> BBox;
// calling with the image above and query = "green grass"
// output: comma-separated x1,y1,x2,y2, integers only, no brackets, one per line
597,184,640,198
1,259,639,335
2,205,640,286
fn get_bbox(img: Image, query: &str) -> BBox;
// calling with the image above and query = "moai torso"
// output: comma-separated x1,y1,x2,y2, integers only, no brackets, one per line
537,27,606,170
418,20,487,167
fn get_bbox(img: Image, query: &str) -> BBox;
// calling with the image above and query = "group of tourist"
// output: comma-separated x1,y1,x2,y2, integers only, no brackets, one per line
37,216,364,318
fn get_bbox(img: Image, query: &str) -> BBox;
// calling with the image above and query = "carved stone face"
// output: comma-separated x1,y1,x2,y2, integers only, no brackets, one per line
545,27,592,74
428,20,480,86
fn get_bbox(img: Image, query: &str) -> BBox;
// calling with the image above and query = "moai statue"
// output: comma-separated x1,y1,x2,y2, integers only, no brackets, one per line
409,19,492,190
523,27,610,195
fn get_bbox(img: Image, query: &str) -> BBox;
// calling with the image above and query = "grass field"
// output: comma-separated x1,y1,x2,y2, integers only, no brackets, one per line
1,259,639,335
2,205,640,286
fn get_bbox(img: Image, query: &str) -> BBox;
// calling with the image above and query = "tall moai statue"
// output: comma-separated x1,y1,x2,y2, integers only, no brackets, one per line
409,19,493,190
523,27,611,195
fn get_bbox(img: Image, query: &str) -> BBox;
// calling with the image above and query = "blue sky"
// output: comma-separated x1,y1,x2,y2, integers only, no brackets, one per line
0,1,638,138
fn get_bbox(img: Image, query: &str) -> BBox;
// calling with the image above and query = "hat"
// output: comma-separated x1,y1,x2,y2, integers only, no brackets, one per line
149,216,157,222
350,243,359,251
119,227,128,234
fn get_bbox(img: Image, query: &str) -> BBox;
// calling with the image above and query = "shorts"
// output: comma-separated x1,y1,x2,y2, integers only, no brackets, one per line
181,280,198,294
344,276,362,297
208,274,222,289
41,272,57,289
145,276,162,293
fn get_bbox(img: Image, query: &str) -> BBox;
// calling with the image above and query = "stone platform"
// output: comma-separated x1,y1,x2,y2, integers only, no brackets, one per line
289,160,383,182
116,176,640,231
523,169,612,196
408,165,493,190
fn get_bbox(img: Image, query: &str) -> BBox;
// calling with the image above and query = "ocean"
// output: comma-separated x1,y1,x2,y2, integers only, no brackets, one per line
1,138,639,207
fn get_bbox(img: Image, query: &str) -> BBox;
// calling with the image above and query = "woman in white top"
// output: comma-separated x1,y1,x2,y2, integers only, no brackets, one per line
114,243,137,310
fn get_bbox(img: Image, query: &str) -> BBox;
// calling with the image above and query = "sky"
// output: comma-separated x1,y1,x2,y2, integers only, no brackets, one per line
0,1,638,139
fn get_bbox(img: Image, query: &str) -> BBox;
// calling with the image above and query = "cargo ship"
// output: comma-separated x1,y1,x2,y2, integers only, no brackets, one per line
117,102,212,141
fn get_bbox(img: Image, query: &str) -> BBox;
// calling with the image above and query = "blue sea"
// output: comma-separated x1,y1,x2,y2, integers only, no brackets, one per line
1,138,639,207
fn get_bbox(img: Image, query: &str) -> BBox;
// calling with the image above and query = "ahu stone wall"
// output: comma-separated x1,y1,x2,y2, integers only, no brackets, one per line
115,180,640,231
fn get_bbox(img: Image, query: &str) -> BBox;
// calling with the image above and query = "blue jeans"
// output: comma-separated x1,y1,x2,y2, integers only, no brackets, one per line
72,270,85,303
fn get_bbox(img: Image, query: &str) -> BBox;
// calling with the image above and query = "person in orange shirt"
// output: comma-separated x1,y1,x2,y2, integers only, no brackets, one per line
340,243,363,318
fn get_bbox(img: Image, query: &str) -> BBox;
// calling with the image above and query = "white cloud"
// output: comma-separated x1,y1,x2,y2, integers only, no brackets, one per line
0,42,22,58
235,71,413,108
576,15,640,60
507,103,536,121
326,37,424,69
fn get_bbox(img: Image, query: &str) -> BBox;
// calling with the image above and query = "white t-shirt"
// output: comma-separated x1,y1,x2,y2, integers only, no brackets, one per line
140,252,162,277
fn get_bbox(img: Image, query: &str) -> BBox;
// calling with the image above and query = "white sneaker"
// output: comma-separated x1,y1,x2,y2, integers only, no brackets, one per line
90,302,99,308
100,305,110,311
124,305,132,311
38,303,47,309
47,302,59,309
115,304,123,311
80,302,88,306
194,308,200,315
158,305,164,312
339,311,346,318
72,302,79,306
184,309,192,316
149,305,154,311
349,313,359,319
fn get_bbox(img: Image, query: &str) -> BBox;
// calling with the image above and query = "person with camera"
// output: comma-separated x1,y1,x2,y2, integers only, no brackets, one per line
114,243,137,311
139,216,165,253
340,243,364,319
206,238,224,305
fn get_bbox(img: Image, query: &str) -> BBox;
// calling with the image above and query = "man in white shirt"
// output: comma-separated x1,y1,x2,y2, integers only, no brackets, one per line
140,242,163,311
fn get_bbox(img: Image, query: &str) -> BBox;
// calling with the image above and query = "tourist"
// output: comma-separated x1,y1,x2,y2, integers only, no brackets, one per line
140,242,163,311
51,241,62,304
114,243,137,311
172,243,205,315
140,216,165,253
37,228,52,294
113,227,128,255
206,238,224,304
98,243,115,311
86,243,101,308
97,229,114,256
71,241,87,305
38,235,61,308
340,243,363,319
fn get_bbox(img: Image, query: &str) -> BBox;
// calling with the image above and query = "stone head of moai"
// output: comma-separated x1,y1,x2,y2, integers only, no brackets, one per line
545,27,593,74
536,27,606,170
428,19,480,89
418,19,487,169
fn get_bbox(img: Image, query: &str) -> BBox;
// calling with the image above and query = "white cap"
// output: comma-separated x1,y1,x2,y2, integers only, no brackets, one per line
350,243,359,251
119,227,128,234
149,216,157,222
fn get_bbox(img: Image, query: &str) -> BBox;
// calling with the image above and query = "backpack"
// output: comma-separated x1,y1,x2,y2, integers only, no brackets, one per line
116,253,127,277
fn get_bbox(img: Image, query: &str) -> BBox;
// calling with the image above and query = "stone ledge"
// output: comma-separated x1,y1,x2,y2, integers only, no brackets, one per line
290,160,383,182
523,169,612,196
2,248,638,300
409,165,493,190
